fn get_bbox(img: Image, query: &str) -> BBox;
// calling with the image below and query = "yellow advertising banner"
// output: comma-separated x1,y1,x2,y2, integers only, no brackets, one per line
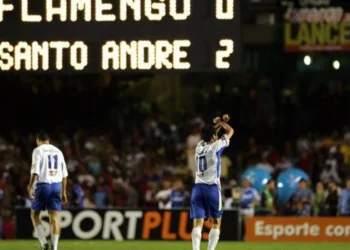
282,0,350,52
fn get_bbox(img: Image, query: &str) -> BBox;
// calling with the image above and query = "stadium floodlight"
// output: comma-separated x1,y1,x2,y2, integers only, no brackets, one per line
333,60,340,70
303,55,311,66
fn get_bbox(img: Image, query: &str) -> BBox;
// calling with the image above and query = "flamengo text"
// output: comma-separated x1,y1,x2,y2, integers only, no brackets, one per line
0,0,234,22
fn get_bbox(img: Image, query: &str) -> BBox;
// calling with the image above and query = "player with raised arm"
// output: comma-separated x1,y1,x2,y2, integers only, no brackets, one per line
190,114,234,250
27,131,68,250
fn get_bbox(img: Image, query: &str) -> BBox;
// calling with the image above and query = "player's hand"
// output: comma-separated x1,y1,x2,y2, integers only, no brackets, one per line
213,117,221,124
62,193,68,204
222,114,230,122
28,186,34,200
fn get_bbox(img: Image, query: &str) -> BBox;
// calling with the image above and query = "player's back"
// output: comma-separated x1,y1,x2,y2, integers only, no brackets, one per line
194,135,230,187
32,144,67,184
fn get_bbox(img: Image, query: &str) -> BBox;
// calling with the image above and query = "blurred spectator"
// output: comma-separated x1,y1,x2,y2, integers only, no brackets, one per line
314,182,327,216
186,125,202,177
71,178,84,209
256,153,274,174
275,156,292,172
294,179,314,216
223,180,242,209
240,178,260,217
0,187,3,239
256,180,276,216
144,182,158,208
324,180,339,216
338,179,350,216
170,180,189,209
83,190,96,208
340,137,350,167
155,180,172,209
220,154,232,178
320,161,341,184
94,178,108,208
299,150,313,177
125,183,139,208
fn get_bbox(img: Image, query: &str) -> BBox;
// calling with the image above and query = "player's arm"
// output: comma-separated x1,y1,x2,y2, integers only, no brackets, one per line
28,149,41,199
61,154,69,203
217,120,234,139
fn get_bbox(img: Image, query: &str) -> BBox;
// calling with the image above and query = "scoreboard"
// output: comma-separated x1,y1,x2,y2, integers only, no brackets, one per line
0,0,241,73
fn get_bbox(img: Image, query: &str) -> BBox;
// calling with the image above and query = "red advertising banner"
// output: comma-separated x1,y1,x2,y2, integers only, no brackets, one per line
246,217,350,242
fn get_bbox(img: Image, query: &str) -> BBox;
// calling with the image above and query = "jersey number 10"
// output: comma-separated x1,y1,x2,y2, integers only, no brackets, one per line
47,154,58,169
196,156,208,172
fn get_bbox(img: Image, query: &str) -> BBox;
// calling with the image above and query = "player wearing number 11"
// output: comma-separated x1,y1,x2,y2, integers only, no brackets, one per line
190,115,234,250
27,131,68,250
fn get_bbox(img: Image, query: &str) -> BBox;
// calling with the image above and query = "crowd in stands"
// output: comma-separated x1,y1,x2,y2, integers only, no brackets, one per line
0,73,350,239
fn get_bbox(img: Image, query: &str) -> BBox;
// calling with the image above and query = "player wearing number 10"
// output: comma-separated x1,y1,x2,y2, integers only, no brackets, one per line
27,131,68,250
190,115,234,250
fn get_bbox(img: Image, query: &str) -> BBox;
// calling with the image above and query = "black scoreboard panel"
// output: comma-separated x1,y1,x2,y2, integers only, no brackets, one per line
0,0,241,73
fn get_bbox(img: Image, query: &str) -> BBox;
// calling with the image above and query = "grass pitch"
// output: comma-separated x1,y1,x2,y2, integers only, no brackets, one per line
0,241,348,250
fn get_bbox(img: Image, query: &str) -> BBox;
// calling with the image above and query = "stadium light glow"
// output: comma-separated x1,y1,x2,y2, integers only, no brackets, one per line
333,60,340,70
303,55,311,66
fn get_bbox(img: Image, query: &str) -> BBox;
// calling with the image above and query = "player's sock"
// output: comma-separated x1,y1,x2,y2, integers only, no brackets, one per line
51,234,59,250
192,227,202,250
208,228,220,250
34,225,47,247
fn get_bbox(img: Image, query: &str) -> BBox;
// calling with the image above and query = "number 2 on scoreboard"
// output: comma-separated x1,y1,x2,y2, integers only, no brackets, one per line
216,39,234,69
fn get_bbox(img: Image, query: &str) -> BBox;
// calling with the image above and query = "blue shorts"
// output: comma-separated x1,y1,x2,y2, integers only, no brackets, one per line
31,183,62,211
190,184,222,219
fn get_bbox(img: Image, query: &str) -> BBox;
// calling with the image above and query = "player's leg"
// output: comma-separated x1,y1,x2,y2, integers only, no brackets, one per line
208,217,221,250
207,185,223,250
31,184,49,250
192,219,204,250
31,210,49,250
49,211,60,250
190,184,206,250
47,183,62,250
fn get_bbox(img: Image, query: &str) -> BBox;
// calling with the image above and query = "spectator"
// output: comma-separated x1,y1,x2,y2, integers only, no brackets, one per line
71,177,85,209
0,186,3,239
256,179,276,216
314,182,327,216
240,178,260,218
155,180,172,209
170,180,189,209
299,150,313,177
338,179,350,216
324,180,339,216
223,180,242,209
125,183,139,208
275,156,293,172
186,125,202,177
94,178,108,208
83,190,97,208
294,179,314,216
144,182,158,208
320,162,341,184
256,153,274,174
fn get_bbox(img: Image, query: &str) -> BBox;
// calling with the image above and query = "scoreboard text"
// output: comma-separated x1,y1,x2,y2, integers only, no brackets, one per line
0,0,241,72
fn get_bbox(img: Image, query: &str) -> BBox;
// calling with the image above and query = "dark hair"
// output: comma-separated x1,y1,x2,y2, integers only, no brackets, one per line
201,126,215,142
36,130,50,141
299,178,307,183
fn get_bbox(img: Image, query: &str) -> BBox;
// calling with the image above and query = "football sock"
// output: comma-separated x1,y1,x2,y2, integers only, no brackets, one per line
34,225,47,247
51,234,59,250
208,228,220,250
192,227,202,250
